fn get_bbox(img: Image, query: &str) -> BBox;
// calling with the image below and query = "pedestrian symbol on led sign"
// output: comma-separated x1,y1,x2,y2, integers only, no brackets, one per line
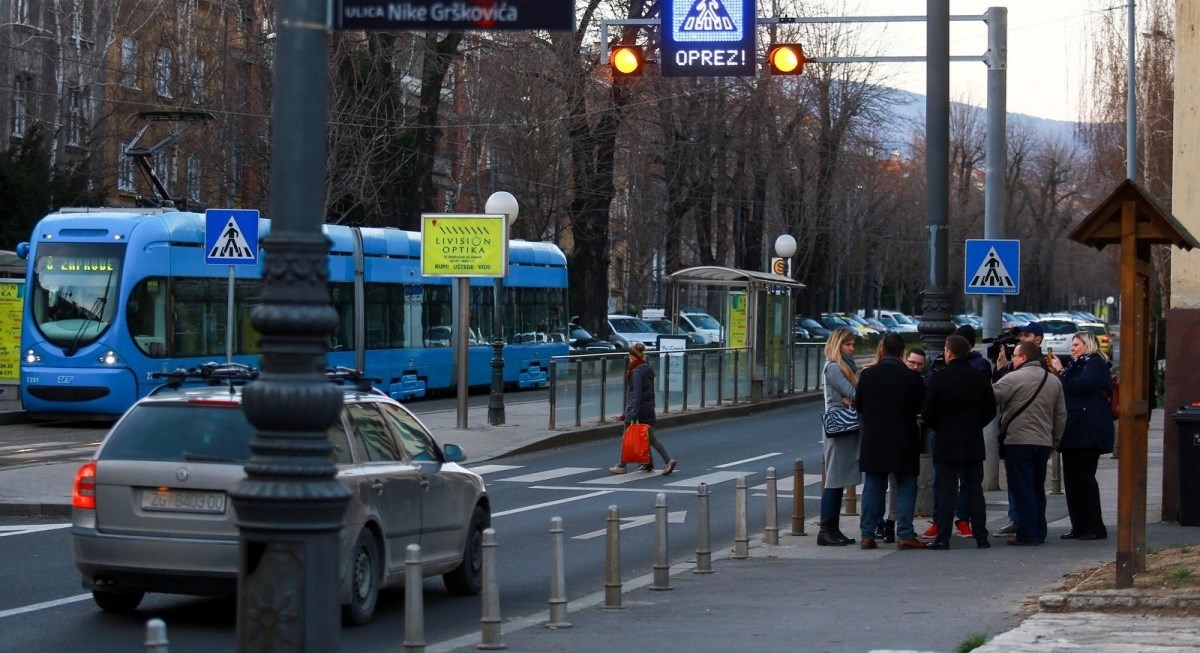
680,0,737,33
209,218,255,260
969,248,1015,290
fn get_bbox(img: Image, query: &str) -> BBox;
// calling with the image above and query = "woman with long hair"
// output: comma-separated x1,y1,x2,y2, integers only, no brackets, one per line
1048,331,1113,540
819,327,861,546
609,342,678,475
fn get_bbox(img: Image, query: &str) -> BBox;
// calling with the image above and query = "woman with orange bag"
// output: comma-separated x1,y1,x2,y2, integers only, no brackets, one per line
609,342,678,475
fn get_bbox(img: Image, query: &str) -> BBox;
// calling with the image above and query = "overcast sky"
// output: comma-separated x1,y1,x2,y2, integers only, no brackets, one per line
802,1,1108,122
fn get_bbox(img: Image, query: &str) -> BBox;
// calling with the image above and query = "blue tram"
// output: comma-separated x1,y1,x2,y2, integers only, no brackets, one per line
17,208,568,419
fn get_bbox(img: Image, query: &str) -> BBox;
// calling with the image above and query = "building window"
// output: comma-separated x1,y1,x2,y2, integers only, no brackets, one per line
153,146,177,193
155,47,172,98
13,0,30,24
121,38,138,88
118,141,134,192
186,155,201,205
188,58,205,104
65,87,85,147
11,75,31,137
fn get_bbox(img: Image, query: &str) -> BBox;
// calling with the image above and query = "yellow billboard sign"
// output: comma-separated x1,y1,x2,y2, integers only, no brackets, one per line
0,281,24,383
420,214,509,278
727,291,747,349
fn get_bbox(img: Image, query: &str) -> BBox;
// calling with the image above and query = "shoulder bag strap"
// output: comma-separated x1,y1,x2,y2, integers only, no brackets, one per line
1000,367,1050,438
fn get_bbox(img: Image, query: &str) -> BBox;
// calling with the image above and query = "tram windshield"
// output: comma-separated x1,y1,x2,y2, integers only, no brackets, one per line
31,242,125,351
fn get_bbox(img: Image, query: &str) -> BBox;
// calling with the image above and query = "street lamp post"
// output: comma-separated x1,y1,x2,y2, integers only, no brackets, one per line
774,235,797,395
485,191,519,426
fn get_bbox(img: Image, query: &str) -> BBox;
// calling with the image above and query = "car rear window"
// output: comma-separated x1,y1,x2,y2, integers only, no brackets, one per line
99,404,255,463
1081,324,1107,336
1042,321,1078,335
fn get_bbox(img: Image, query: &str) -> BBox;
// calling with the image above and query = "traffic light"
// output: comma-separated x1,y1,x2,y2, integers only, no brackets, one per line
767,44,805,75
610,45,644,77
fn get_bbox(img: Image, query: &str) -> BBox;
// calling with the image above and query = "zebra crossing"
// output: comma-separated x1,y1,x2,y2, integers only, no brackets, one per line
0,440,101,468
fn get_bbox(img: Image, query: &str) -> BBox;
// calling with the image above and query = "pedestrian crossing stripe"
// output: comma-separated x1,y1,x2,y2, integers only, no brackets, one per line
679,0,738,34
968,247,1015,290
208,218,255,260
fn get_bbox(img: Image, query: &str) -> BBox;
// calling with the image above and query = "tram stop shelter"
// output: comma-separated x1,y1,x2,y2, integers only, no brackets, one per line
664,266,805,402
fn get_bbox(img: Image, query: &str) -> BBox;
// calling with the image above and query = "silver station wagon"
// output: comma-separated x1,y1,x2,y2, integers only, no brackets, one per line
70,366,490,625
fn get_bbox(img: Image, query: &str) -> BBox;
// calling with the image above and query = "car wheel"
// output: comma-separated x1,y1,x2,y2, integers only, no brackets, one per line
92,589,144,613
443,505,488,595
341,530,380,626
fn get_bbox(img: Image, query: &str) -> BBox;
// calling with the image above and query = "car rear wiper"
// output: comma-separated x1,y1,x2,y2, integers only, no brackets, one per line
182,452,237,463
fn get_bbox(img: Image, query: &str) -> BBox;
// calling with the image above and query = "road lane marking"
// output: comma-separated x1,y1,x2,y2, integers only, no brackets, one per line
7,445,98,460
491,490,612,518
664,470,748,488
751,474,823,491
715,452,782,468
532,485,696,495
0,594,91,620
494,467,598,483
0,524,71,537
580,469,661,485
466,464,523,476
572,510,687,540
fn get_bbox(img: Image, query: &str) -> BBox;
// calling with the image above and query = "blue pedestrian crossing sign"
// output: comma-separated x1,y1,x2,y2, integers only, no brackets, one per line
964,239,1019,295
205,209,259,266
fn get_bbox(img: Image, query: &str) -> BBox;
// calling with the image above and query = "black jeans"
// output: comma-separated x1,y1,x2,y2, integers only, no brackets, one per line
1061,448,1106,536
933,461,988,543
1004,444,1050,543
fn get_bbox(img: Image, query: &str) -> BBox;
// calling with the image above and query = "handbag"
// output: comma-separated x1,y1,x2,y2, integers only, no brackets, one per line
822,406,860,438
621,421,651,465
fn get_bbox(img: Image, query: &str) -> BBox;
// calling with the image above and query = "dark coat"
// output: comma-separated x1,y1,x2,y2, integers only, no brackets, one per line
923,357,998,463
1058,354,1115,453
854,357,925,475
624,363,656,426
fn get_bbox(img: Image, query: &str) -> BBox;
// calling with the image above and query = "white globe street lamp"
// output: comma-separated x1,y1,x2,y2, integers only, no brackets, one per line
774,234,797,259
485,191,519,425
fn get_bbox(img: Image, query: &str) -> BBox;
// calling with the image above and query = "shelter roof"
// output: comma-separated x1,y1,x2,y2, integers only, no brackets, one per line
664,265,805,289
1068,178,1200,251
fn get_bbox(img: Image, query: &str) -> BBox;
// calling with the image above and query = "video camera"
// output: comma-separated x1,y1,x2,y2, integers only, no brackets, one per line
983,326,1021,361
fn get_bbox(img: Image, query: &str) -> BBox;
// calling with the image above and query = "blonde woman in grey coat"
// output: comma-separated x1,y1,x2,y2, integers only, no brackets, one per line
819,327,861,546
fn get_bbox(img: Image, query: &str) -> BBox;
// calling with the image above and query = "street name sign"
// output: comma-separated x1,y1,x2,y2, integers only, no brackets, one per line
421,214,509,278
204,209,259,266
661,0,757,77
964,238,1020,295
335,1,575,31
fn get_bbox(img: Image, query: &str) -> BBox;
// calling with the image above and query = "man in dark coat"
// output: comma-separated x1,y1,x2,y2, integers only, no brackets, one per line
855,333,926,550
922,335,998,549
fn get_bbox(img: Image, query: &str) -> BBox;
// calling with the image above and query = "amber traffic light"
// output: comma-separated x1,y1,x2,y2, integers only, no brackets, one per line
767,44,805,75
610,45,644,77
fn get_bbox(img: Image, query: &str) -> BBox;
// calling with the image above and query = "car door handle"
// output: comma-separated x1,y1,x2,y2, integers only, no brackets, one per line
419,478,430,489
371,480,384,495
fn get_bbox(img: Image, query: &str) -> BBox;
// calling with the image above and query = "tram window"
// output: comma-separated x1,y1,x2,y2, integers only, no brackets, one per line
127,278,169,357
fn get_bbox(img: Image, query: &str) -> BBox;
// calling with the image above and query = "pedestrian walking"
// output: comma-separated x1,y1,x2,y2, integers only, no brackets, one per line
818,328,860,547
855,333,925,550
921,335,997,550
992,341,1066,546
1048,331,1113,540
609,342,677,475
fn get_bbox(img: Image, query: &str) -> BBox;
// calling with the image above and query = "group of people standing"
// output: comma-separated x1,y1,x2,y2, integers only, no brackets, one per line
818,320,1115,550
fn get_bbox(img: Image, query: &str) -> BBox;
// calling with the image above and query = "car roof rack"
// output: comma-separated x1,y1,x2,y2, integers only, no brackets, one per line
148,362,260,395
325,367,385,395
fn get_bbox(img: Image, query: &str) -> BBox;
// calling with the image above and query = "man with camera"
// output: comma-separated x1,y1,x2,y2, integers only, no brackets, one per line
991,321,1045,381
992,340,1067,546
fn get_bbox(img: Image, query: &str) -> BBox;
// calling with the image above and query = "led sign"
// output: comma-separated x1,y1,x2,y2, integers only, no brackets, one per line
662,0,756,77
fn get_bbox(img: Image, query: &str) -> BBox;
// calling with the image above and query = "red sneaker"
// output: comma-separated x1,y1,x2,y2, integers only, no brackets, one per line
921,522,938,538
955,520,974,538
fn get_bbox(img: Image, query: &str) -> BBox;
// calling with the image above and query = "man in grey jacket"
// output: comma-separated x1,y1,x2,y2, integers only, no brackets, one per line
993,341,1067,546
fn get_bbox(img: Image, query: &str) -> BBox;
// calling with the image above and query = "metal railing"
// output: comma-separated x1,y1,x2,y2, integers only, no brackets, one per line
548,343,825,429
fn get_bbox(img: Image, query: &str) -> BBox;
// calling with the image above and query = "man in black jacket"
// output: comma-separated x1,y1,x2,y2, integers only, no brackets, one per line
855,333,926,550
922,335,998,549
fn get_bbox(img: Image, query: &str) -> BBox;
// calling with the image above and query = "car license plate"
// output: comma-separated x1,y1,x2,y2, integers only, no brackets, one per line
140,489,227,514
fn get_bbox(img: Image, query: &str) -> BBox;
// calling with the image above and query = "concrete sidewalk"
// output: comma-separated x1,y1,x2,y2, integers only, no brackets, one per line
2,397,1197,652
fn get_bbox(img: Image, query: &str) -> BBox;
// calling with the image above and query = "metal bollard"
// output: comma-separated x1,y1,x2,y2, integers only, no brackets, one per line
733,476,749,559
694,483,713,574
404,544,426,652
844,484,858,516
764,467,779,545
603,506,623,609
144,618,168,653
478,529,506,650
650,493,672,590
791,459,806,535
546,517,571,628
1050,451,1063,495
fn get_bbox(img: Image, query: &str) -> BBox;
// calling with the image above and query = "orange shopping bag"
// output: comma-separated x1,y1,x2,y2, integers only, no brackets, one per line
621,422,651,465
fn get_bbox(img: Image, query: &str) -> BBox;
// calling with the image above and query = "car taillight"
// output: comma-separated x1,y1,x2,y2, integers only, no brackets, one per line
73,461,97,510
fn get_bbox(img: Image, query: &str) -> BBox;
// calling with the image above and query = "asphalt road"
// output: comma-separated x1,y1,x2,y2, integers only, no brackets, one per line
0,401,827,651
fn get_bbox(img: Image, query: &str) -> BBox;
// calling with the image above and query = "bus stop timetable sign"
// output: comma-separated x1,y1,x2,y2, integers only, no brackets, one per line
662,0,756,77
335,1,575,31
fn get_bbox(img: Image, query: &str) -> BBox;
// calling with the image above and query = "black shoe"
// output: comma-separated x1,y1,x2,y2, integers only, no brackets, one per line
1006,538,1041,546
1061,530,1078,539
882,519,896,544
1077,532,1107,541
976,539,991,549
817,522,849,547
925,540,950,550
874,523,886,540
829,526,855,546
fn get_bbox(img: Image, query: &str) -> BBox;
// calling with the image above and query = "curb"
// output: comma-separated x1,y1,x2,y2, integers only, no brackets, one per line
1040,591,1200,612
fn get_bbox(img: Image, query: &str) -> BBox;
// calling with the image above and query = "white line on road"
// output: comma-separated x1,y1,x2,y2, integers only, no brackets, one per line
531,485,697,495
494,467,598,483
664,470,748,488
491,490,612,517
0,594,91,620
715,452,782,468
0,524,71,537
465,464,523,476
